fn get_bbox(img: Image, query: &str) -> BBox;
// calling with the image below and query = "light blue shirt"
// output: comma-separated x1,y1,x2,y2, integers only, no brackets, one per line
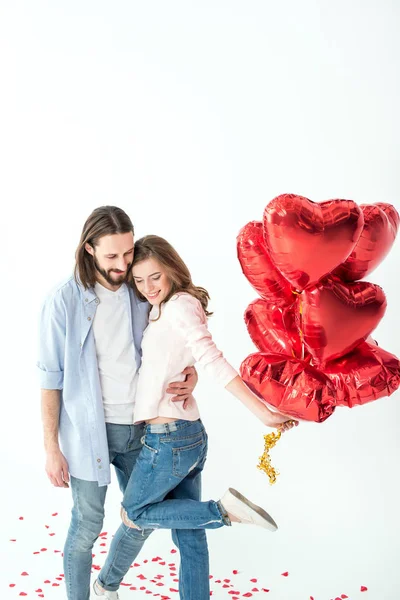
37,275,149,486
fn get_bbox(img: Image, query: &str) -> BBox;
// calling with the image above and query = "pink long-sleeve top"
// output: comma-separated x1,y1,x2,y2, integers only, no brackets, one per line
133,292,238,424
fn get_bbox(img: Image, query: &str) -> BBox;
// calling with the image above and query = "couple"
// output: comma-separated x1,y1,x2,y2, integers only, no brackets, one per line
38,206,297,600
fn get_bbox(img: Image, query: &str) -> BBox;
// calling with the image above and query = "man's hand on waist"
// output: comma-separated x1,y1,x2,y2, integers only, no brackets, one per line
166,366,198,408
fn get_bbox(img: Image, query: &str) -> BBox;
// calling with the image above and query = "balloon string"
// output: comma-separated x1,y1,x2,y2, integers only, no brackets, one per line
258,429,282,484
299,294,305,360
292,289,305,360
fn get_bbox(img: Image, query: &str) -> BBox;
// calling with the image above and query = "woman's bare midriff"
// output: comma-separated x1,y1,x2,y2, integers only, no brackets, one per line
145,416,178,424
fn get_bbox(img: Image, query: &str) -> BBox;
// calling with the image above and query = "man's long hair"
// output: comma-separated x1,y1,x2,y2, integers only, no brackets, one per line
74,206,134,289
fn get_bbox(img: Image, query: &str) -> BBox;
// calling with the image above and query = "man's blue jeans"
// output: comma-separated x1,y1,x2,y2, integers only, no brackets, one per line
63,423,152,600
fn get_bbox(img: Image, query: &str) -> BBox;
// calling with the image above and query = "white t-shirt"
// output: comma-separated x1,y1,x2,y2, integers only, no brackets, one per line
93,282,139,424
133,292,238,424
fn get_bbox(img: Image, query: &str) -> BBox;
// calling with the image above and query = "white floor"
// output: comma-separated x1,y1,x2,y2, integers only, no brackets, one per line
2,394,399,600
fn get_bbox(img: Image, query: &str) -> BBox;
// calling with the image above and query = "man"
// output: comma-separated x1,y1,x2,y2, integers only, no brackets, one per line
38,206,199,600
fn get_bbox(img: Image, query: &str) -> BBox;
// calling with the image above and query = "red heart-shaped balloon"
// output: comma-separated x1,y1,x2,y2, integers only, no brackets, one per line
332,203,400,281
324,340,400,407
263,194,364,290
300,278,387,365
240,352,336,422
237,221,293,306
244,298,304,358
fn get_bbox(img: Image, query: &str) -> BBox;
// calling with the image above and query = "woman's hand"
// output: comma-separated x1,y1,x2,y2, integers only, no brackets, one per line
263,409,299,431
277,419,299,432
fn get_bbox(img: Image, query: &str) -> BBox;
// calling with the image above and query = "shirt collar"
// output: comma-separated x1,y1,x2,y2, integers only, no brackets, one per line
82,286,98,304
75,275,98,305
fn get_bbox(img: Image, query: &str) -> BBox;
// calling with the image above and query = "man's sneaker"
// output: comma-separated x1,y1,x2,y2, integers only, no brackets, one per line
220,488,278,531
92,579,119,599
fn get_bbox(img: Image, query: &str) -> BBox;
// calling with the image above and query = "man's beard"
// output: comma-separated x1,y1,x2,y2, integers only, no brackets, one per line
93,256,132,287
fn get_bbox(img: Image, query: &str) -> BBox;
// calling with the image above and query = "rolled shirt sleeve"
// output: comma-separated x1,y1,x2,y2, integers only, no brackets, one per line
167,294,238,386
37,291,66,390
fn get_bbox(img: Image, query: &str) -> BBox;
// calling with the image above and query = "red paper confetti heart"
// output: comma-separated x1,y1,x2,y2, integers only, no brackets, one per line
21,572,29,576
361,586,368,592
52,512,58,516
282,572,289,577
9,584,16,588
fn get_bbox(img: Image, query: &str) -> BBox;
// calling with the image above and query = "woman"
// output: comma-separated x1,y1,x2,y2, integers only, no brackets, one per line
121,235,296,527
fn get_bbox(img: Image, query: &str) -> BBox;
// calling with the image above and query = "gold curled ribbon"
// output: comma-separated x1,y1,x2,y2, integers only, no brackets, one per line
258,429,282,484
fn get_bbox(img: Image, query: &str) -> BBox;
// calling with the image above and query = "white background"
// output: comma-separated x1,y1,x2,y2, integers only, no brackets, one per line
1,1,400,599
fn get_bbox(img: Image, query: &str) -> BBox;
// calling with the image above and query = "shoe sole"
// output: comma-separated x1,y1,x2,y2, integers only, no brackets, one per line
228,488,278,531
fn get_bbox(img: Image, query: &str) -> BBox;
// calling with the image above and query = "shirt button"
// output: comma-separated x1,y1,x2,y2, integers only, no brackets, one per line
95,298,99,304
85,298,88,302
97,458,101,463
79,342,82,347
87,317,91,321
98,465,102,469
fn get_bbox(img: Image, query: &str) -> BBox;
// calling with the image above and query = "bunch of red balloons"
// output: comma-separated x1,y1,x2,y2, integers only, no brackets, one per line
238,194,400,422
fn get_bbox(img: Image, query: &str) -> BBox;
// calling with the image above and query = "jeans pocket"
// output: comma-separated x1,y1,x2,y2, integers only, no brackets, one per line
172,438,204,478
140,435,159,454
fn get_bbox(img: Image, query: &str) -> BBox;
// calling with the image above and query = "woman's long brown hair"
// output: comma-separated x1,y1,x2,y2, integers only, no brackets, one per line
132,235,213,319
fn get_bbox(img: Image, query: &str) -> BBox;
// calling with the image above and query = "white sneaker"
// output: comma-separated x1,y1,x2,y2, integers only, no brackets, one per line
220,488,278,531
92,579,119,599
